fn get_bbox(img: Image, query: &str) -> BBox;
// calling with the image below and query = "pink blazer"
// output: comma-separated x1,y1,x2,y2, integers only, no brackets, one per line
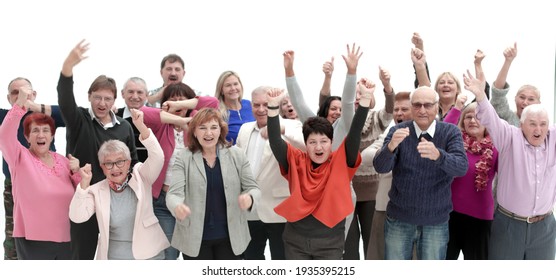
69,132,169,259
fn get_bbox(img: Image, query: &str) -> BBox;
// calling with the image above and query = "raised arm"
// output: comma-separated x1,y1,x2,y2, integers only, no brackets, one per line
411,32,431,88
474,49,490,99
319,57,334,107
412,48,431,87
494,42,517,89
283,50,316,123
266,88,289,173
344,80,374,167
338,43,363,132
379,66,394,114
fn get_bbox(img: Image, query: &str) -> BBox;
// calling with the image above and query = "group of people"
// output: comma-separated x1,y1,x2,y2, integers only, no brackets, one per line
1,33,554,261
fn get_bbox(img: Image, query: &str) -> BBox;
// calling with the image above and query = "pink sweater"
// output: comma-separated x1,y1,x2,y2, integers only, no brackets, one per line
0,105,80,242
141,96,219,198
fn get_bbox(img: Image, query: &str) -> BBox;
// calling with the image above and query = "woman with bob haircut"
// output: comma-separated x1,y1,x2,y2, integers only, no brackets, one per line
166,107,260,260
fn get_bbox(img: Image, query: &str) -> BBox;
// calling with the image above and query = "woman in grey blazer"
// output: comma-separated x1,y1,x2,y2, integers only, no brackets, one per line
166,107,260,259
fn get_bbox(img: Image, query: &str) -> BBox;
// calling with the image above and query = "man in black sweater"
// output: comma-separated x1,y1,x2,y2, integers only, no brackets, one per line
57,40,138,260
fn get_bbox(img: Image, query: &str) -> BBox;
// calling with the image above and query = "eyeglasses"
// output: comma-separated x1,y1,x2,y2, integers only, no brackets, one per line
411,102,437,110
102,159,128,169
464,115,477,121
91,95,115,103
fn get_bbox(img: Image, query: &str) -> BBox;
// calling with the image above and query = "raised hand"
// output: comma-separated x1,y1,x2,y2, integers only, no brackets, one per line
503,42,518,62
387,127,410,152
342,43,363,75
357,78,376,108
174,203,192,221
62,39,90,77
411,48,426,66
463,70,487,102
411,32,424,52
130,108,149,138
474,49,486,65
454,94,468,110
238,193,253,210
67,154,80,174
283,50,295,76
378,66,393,93
79,163,92,190
266,87,286,108
417,138,440,160
322,57,334,77
15,85,32,108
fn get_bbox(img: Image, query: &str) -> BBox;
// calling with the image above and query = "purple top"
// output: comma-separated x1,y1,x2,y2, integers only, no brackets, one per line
444,107,499,220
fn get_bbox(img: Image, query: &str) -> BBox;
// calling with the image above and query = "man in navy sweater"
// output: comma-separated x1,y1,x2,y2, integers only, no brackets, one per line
373,86,468,260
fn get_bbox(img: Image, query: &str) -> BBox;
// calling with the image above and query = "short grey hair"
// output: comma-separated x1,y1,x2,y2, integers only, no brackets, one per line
516,84,540,100
97,140,131,163
520,103,548,123
122,77,148,93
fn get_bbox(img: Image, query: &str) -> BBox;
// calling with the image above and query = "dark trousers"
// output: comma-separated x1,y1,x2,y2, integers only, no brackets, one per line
343,200,375,260
15,238,71,260
446,211,491,260
70,215,99,260
283,222,344,260
182,238,241,260
243,220,286,260
488,207,556,260
3,179,16,260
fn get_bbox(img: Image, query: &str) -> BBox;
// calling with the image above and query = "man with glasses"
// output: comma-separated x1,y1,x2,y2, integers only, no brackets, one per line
373,86,468,260
1,78,66,260
57,40,138,260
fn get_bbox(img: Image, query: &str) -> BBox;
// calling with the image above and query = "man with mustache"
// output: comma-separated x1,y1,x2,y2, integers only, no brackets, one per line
146,54,186,108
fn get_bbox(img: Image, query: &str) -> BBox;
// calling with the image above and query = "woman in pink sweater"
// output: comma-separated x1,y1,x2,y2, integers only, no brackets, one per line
444,101,499,260
0,86,80,259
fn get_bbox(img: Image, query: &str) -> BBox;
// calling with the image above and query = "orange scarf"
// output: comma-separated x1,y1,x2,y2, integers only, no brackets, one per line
274,140,361,228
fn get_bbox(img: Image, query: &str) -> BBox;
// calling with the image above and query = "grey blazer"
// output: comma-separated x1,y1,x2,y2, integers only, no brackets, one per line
166,145,261,257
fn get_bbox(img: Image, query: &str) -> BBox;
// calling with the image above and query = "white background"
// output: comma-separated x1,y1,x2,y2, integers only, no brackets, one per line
0,0,555,270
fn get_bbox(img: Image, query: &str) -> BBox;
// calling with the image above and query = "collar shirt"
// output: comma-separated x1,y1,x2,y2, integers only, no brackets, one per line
476,98,556,217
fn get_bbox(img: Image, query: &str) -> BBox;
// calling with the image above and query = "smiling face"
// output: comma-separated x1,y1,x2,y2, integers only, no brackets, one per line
520,107,548,147
435,73,460,105
221,75,243,104
194,119,221,152
463,111,486,139
121,80,147,110
161,60,185,86
327,100,342,124
88,89,115,124
25,122,53,157
100,152,131,185
305,133,332,164
251,92,268,128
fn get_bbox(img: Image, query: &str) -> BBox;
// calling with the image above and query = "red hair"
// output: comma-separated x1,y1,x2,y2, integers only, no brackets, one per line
23,113,55,137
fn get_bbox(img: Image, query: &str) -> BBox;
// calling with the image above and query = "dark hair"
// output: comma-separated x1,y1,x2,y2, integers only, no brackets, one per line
160,54,185,70
161,83,196,105
187,108,230,153
317,96,341,118
23,113,55,138
88,75,117,98
302,116,333,143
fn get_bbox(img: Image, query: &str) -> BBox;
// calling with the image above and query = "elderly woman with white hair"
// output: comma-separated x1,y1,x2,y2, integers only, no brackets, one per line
69,108,169,260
